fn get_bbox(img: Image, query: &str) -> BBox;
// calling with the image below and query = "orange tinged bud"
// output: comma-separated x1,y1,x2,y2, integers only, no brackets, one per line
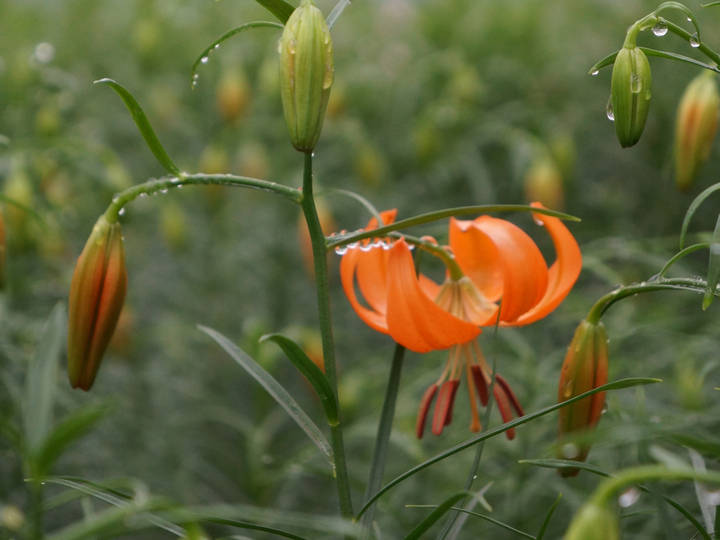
67,216,127,390
674,71,719,191
557,319,608,474
524,156,564,210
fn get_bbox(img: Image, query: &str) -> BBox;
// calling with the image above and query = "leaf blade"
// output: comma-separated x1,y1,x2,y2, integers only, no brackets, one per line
405,492,469,540
94,78,181,176
253,0,295,23
198,325,333,464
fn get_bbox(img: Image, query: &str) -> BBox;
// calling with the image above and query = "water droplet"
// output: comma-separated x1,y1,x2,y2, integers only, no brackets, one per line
160,188,168,194
118,208,126,216
347,242,359,250
601,402,609,415
200,56,209,64
171,177,181,184
630,73,642,94
33,42,55,63
359,243,373,252
618,487,640,508
139,192,148,199
533,216,545,226
606,97,615,122
591,69,599,76
652,22,668,36
334,246,348,255
690,35,700,48
112,195,120,203
277,40,283,54
561,443,579,459
687,16,693,22
562,380,573,399
472,474,478,480
213,44,220,50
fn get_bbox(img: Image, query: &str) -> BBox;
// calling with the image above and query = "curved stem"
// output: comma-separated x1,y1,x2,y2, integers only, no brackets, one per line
402,234,464,280
662,18,720,66
300,152,353,518
360,344,405,537
104,173,301,222
590,465,720,507
586,277,712,324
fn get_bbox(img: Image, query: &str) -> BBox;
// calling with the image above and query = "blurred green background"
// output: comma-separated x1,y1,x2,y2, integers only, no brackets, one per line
1,0,720,537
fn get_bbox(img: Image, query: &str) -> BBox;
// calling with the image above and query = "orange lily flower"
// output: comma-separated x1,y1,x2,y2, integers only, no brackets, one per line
340,203,582,438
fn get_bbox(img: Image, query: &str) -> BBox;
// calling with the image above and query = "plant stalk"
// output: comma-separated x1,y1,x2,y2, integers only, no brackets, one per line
300,152,353,518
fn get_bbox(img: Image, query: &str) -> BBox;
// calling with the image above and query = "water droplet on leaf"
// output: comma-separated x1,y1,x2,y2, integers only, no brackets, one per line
591,69,599,76
606,97,615,122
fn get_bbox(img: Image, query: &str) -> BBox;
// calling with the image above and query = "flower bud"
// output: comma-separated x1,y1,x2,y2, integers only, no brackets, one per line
557,319,608,475
610,46,651,148
279,0,334,152
564,503,619,540
674,71,719,191
67,215,127,390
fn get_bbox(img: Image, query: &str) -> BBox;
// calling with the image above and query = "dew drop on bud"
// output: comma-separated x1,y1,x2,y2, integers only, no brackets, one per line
605,97,615,122
618,487,640,508
652,22,668,36
630,73,642,94
690,35,700,48
561,443,580,459
591,69,599,76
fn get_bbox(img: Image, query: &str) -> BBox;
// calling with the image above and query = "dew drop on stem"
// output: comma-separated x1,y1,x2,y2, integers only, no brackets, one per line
200,56,209,64
591,69,599,76
652,22,668,36
690,35,700,48
618,487,640,508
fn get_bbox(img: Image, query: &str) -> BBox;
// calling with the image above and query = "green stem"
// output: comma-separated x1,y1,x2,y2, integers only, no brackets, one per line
29,479,44,540
662,18,720,66
590,465,720,507
300,152,353,518
104,173,301,222
586,277,714,324
360,344,405,536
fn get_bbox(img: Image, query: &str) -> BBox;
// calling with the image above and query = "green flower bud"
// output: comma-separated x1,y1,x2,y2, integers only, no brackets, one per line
564,503,619,540
674,71,719,191
279,0,334,152
610,46,651,148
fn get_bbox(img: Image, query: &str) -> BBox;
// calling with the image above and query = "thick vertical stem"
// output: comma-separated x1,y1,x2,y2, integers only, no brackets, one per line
29,479,44,540
360,344,405,536
300,152,353,518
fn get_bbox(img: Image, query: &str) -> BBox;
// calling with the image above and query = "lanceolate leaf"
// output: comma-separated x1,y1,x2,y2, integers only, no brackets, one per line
405,492,470,540
680,182,720,248
259,333,338,425
94,78,181,176
190,21,283,85
588,47,720,75
356,378,661,519
253,0,295,23
198,325,333,464
23,303,66,454
702,215,720,309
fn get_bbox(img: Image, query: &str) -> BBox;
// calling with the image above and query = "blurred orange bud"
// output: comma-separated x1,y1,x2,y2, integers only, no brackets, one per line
298,199,336,279
675,71,719,191
557,319,608,475
160,201,188,252
524,155,564,210
68,215,127,390
216,69,251,124
354,143,387,188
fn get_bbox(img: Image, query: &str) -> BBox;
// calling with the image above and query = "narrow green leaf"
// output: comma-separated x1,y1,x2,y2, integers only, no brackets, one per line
441,508,536,539
253,0,295,23
23,303,65,454
36,405,110,477
190,21,283,86
198,325,333,464
405,492,469,540
536,493,562,540
702,215,720,309
356,378,661,519
681,182,720,248
658,242,710,278
259,333,338,425
520,459,711,540
327,204,580,249
702,1,720,6
44,477,184,538
588,47,720,75
94,78,181,176
327,0,351,28
325,188,384,224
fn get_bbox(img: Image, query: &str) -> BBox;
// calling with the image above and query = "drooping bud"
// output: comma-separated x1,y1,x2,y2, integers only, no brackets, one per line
564,503,619,540
674,71,719,191
279,0,334,152
610,46,652,148
557,319,608,475
67,215,127,390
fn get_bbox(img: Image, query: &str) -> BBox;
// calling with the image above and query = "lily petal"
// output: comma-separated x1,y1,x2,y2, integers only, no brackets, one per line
340,248,389,334
450,216,549,322
512,202,582,326
385,240,480,352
